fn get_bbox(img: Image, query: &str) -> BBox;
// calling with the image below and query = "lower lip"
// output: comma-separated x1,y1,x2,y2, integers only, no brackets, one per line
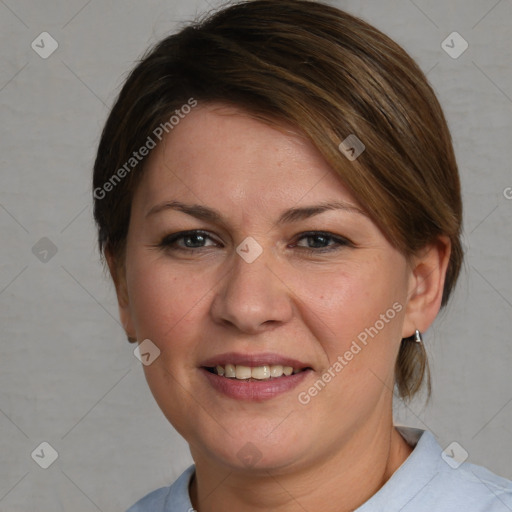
200,368,312,401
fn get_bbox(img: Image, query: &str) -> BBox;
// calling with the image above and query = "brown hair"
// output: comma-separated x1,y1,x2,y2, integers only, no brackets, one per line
93,0,463,401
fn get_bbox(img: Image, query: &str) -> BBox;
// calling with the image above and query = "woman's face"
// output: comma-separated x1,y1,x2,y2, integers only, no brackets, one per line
119,104,418,472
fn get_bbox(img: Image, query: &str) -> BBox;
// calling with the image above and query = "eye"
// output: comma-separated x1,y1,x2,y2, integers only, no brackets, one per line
157,230,220,252
154,229,352,255
292,231,352,253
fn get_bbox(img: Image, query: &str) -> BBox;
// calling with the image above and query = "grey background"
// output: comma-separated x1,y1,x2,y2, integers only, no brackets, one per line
1,0,511,510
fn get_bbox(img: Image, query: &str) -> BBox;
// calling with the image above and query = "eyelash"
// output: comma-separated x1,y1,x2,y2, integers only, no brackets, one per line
156,230,353,255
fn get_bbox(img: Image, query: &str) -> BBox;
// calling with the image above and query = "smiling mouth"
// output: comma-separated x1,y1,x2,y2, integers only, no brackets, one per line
204,364,311,381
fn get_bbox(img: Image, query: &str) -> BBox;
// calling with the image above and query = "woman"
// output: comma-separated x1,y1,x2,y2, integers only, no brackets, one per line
92,1,512,510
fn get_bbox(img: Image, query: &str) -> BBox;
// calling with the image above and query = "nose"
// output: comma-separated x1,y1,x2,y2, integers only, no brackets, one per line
210,246,294,334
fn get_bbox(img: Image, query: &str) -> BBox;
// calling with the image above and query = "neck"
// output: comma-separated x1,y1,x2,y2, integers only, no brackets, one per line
189,421,413,512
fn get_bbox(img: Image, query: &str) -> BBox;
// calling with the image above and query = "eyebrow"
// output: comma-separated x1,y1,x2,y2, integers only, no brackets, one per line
145,200,367,225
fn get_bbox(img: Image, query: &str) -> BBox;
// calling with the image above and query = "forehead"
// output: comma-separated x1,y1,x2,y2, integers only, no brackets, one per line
135,104,361,216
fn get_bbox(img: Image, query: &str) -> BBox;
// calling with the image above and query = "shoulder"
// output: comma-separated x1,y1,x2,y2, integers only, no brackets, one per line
389,427,512,511
434,457,512,510
126,486,171,512
126,465,195,512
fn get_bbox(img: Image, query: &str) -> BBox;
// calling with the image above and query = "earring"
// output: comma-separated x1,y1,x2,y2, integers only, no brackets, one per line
413,329,423,343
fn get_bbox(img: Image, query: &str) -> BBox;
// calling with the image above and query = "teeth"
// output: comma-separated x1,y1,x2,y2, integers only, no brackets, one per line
212,364,302,380
225,364,236,378
235,365,252,380
270,365,283,377
251,365,270,379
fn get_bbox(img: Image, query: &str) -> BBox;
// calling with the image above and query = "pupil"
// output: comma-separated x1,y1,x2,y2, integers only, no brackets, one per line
310,235,327,248
186,234,204,247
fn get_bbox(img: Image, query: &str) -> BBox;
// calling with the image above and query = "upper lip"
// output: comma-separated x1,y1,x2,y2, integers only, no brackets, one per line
200,352,312,369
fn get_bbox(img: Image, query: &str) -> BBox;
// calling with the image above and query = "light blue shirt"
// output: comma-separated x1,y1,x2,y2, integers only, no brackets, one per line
127,427,512,511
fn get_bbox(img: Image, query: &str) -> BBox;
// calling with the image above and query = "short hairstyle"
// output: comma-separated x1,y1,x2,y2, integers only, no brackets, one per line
93,0,463,401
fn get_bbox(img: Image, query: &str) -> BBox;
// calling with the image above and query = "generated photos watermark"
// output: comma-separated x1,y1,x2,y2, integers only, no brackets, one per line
338,133,366,161
298,301,403,405
93,98,198,200
134,339,161,366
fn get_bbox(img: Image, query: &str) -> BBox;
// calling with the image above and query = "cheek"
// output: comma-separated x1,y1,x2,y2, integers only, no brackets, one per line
297,259,406,352
125,255,213,434
126,255,210,347
293,258,407,421
294,258,408,410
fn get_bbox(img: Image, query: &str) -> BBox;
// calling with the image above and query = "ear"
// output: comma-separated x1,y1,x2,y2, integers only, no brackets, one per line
402,236,451,339
105,248,137,342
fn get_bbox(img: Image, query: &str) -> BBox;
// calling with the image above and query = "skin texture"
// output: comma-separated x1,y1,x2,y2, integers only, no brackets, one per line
109,104,450,511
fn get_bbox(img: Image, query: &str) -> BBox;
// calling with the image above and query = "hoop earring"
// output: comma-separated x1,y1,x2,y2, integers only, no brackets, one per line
413,329,423,343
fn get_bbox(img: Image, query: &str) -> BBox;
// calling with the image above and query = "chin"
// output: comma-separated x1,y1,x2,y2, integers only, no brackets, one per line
189,417,311,474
